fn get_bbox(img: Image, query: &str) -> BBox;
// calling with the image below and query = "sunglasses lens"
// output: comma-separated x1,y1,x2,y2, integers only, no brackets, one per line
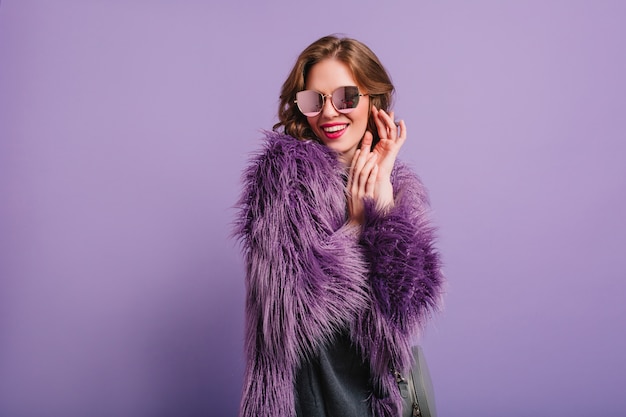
296,86,362,116
296,90,323,116
332,86,361,113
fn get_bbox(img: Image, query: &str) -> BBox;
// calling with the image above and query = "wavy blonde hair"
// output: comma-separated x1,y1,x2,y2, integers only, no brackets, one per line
274,35,395,147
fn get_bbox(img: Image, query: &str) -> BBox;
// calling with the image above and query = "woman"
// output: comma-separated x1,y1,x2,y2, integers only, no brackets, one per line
235,35,444,417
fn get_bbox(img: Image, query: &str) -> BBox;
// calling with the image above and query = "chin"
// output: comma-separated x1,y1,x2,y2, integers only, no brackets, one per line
322,140,349,153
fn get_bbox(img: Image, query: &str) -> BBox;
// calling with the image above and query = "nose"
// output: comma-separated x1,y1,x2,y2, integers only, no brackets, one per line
319,94,339,117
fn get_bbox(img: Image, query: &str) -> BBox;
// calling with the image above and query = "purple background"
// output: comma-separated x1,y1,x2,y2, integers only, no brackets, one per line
1,1,625,416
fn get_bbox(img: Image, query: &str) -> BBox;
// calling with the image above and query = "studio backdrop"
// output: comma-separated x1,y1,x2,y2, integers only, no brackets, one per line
1,1,625,416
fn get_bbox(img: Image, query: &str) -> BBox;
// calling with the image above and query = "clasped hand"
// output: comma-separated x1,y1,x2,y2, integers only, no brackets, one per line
347,106,407,226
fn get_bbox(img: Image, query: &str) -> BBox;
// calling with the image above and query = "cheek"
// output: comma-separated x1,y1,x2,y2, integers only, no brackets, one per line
356,99,371,125
352,107,370,129
306,116,319,132
306,116,321,138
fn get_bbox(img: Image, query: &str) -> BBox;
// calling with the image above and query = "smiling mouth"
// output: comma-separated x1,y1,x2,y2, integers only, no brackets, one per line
322,124,348,133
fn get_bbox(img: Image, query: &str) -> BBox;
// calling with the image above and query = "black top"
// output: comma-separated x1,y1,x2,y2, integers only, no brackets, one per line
295,330,374,417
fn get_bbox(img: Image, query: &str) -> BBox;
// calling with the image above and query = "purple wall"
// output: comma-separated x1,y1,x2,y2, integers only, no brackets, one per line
1,1,625,416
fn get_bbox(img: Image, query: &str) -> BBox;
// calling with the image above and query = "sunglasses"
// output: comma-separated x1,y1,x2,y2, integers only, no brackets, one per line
295,86,366,117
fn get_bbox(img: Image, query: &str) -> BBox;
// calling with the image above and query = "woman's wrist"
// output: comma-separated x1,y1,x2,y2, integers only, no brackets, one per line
374,179,394,212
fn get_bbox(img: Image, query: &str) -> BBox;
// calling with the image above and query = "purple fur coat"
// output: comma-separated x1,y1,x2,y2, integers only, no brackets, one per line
234,131,444,417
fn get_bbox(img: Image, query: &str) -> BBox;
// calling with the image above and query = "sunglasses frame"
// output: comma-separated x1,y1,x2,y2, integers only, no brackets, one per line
295,86,367,117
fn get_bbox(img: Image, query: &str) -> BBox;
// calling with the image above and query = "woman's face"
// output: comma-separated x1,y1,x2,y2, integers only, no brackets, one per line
304,58,370,164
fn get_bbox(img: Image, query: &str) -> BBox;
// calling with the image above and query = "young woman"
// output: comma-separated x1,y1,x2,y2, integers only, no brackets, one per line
235,35,444,417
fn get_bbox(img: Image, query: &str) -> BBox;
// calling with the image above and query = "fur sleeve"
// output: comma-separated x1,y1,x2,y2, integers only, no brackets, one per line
234,132,370,417
362,161,443,335
351,161,444,416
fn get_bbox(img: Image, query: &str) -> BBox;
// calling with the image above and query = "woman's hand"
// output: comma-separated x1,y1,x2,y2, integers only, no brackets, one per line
370,106,407,209
371,106,407,176
347,132,378,226
347,108,407,225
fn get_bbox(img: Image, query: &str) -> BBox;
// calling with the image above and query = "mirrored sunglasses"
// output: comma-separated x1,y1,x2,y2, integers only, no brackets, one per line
295,86,366,117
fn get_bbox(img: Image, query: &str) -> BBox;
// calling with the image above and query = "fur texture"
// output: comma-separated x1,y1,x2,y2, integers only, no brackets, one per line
234,132,444,417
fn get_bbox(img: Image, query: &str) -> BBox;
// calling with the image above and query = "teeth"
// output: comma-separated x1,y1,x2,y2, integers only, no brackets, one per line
323,125,346,133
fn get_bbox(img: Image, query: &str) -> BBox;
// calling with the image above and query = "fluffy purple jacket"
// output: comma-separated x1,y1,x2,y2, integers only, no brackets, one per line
234,131,444,417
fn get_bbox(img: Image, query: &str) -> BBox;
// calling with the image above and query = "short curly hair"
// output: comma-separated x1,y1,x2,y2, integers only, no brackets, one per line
274,35,395,148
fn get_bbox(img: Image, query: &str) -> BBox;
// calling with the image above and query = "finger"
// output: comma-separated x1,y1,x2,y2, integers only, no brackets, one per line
360,130,373,151
384,110,396,138
377,108,396,140
372,106,388,139
377,109,397,140
351,148,370,197
365,163,378,198
352,131,376,195
355,133,373,171
347,149,361,191
390,111,400,141
350,148,361,171
397,119,407,146
358,153,378,196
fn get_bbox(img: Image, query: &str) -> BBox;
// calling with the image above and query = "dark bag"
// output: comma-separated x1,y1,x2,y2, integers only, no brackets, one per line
394,346,438,417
